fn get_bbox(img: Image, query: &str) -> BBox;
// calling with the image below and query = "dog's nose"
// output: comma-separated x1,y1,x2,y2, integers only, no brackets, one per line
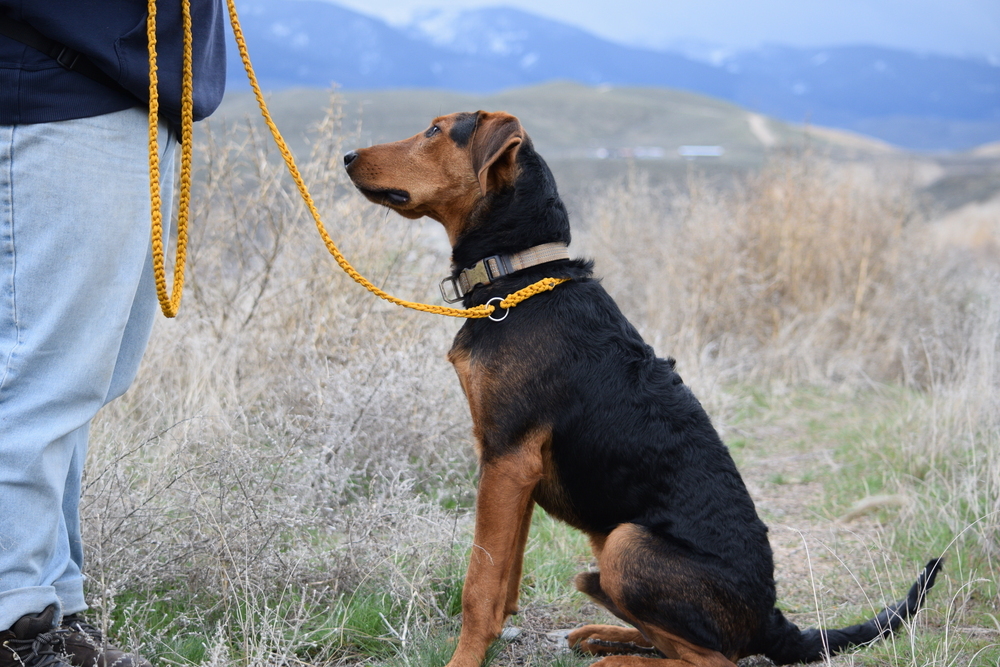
343,150,359,168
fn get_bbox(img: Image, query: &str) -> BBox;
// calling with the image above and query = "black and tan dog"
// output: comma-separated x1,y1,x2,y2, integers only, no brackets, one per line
343,111,942,667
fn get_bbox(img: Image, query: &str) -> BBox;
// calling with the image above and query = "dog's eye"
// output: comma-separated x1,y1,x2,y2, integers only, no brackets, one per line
425,125,441,138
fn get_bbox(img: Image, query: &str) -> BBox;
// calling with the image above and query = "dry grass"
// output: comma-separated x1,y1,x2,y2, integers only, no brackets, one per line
579,156,995,389
81,104,998,665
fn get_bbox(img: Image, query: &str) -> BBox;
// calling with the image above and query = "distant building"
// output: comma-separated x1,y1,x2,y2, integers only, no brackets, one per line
678,145,725,158
593,147,666,159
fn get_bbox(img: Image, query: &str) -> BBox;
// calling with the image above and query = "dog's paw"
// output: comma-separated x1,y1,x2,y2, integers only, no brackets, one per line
567,624,655,655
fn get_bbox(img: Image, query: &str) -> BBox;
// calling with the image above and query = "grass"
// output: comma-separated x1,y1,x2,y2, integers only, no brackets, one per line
520,510,592,607
716,382,1000,666
825,388,1000,661
79,99,999,666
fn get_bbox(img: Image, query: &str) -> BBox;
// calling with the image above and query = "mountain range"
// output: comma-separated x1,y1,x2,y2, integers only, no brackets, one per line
225,0,1000,151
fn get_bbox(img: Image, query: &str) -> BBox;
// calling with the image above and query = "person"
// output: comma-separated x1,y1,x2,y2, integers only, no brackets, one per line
0,2,226,666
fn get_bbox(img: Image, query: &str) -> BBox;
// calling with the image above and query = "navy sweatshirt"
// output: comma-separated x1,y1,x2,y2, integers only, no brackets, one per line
0,0,226,125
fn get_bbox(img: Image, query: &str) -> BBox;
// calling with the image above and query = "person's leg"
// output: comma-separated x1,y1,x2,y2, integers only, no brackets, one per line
0,107,175,630
53,423,91,618
57,168,174,618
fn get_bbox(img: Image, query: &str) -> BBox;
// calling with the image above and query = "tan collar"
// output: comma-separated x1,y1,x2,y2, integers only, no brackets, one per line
440,242,570,303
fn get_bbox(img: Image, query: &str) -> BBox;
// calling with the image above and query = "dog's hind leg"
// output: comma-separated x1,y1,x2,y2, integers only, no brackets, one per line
572,620,737,667
569,576,730,666
569,572,658,655
568,623,658,656
571,523,741,667
586,649,734,667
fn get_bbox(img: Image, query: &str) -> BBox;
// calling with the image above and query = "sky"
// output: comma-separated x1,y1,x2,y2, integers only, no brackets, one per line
327,0,1000,60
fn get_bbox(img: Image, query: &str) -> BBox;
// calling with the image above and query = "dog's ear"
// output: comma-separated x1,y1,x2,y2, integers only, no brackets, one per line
469,111,523,195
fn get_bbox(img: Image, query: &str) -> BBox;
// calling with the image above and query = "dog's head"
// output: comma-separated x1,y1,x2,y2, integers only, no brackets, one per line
344,111,525,244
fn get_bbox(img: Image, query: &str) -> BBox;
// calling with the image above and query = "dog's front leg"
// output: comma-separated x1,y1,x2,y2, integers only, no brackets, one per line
504,497,534,617
446,440,544,667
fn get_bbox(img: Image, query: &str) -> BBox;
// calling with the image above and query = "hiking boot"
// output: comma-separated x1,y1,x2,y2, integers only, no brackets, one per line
59,615,151,667
0,605,73,667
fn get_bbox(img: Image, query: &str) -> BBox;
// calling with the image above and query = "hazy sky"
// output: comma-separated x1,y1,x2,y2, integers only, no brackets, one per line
327,0,1000,59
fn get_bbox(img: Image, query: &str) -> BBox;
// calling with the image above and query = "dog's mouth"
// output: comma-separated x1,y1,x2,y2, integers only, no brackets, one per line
358,187,411,207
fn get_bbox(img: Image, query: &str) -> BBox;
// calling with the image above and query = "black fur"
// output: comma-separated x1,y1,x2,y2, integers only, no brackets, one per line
448,111,478,148
447,134,942,663
452,136,571,276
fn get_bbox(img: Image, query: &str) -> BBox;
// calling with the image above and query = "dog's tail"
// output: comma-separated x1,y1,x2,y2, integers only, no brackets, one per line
757,558,943,665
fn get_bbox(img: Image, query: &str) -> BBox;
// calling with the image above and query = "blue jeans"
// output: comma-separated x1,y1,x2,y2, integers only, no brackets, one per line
0,108,176,631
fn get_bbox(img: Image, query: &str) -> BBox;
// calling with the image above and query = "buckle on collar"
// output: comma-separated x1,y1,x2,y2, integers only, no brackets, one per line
439,275,463,303
439,255,508,303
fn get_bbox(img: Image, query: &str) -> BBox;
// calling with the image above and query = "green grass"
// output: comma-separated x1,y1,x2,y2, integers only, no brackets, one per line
389,378,999,667
771,386,998,666
521,509,593,607
378,629,460,667
104,582,445,665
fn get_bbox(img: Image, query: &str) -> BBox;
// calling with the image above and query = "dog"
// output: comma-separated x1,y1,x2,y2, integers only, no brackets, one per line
343,110,942,667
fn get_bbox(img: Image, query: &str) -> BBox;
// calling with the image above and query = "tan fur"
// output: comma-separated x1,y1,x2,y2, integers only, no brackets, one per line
346,111,523,245
572,525,739,667
447,433,548,667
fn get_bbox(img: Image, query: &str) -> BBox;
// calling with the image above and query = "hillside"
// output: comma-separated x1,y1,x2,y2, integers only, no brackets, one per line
209,82,899,193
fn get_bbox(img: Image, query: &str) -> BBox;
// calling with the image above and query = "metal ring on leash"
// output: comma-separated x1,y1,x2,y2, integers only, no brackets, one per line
487,297,510,322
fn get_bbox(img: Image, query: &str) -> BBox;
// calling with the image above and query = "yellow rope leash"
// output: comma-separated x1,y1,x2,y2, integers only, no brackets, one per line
146,0,568,319
147,0,193,318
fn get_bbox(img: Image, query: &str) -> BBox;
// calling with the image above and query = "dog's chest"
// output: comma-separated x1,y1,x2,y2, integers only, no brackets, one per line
531,449,588,531
449,342,587,528
447,344,487,455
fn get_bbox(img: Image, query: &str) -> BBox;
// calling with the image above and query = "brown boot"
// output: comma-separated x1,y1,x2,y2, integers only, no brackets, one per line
58,616,151,667
0,606,73,667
